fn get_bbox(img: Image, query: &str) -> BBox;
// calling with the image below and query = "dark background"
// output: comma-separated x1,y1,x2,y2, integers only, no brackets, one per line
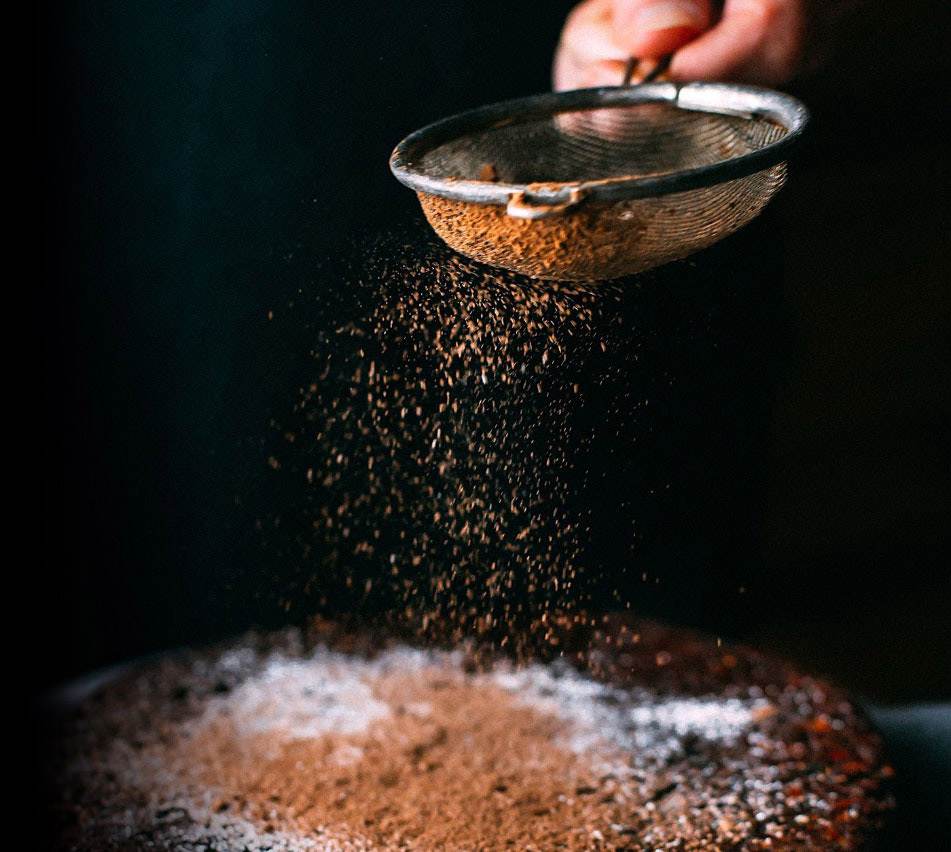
37,0,948,706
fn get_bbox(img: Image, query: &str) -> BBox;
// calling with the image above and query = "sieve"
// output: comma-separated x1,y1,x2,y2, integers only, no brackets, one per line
390,65,808,281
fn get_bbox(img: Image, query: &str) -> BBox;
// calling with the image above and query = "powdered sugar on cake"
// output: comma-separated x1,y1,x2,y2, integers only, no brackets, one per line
488,658,769,772
55,629,893,851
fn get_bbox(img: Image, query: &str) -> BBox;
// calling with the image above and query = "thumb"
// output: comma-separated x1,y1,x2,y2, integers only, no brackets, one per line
611,0,712,58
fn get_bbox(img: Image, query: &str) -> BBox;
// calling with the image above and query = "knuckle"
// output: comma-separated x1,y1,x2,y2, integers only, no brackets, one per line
729,0,807,83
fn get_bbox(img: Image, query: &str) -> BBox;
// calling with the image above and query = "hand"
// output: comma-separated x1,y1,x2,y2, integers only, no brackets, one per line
554,0,846,89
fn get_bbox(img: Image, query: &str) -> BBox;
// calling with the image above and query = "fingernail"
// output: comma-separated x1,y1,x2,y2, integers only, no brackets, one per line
633,1,704,32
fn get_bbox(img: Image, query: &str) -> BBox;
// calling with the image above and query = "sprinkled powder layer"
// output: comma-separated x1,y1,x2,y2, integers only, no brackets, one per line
50,619,894,850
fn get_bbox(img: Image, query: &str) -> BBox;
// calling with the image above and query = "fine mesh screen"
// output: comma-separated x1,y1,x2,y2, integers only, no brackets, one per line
419,102,787,185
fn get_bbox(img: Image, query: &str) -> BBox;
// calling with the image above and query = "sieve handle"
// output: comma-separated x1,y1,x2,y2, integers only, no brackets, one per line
622,54,673,86
506,188,587,220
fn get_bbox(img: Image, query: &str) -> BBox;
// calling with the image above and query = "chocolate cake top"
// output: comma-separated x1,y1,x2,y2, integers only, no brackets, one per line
49,618,894,850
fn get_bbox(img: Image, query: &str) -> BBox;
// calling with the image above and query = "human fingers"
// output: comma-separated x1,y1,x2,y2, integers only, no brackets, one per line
555,0,713,90
670,0,807,84
554,0,630,90
610,0,713,58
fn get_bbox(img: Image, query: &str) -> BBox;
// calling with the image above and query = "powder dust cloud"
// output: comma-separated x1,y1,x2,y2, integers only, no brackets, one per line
256,217,783,646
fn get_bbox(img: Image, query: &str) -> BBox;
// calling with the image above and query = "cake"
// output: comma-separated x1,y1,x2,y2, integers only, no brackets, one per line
46,617,894,849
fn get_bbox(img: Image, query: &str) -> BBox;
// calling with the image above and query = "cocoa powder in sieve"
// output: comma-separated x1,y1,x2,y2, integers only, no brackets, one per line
419,193,651,281
417,164,785,281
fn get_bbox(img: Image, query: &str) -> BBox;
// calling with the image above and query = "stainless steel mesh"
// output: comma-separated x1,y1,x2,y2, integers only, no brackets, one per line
391,83,808,281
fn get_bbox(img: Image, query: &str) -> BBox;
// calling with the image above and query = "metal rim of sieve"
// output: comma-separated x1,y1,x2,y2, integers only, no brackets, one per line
390,82,809,219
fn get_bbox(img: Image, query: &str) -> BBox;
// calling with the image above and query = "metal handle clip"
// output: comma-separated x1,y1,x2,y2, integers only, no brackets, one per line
622,54,673,86
505,188,587,220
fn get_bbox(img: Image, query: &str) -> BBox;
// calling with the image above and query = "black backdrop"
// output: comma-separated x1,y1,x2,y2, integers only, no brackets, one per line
38,1,949,701
39,0,575,689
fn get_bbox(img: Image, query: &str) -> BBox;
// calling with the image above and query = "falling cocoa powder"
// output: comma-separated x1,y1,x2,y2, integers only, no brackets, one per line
262,233,624,650
260,220,792,648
